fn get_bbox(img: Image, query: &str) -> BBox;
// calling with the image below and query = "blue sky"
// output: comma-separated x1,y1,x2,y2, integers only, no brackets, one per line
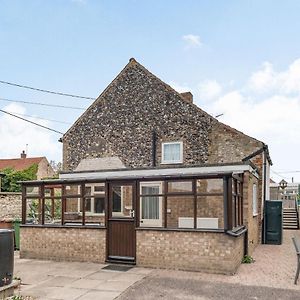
1,0,300,182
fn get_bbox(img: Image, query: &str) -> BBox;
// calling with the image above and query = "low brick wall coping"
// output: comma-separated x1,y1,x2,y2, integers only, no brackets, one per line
0,192,22,195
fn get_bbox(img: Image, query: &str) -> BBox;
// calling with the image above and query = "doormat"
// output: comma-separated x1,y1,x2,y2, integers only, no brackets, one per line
102,264,133,272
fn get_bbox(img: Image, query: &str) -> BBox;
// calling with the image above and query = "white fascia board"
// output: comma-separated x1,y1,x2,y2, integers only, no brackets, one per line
60,164,259,180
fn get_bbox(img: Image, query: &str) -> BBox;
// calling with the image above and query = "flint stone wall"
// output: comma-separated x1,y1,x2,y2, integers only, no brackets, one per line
0,192,22,220
63,60,262,172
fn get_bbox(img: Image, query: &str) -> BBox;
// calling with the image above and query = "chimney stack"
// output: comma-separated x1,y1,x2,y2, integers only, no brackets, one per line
21,150,27,159
180,92,193,103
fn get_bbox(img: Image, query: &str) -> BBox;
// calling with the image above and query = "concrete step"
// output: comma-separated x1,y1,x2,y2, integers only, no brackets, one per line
284,227,299,230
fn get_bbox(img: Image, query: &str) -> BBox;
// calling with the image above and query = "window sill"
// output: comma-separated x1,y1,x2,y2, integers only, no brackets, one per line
136,227,225,233
226,226,247,237
20,224,106,229
160,162,183,165
253,213,258,217
79,213,105,216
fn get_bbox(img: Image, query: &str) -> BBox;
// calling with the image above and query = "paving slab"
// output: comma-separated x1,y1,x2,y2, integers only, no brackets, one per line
78,290,120,300
109,273,145,283
14,256,150,299
35,276,78,288
86,270,121,281
95,280,135,292
66,278,105,289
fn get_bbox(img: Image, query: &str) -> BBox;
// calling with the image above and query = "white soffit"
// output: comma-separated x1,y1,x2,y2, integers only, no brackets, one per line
60,164,259,180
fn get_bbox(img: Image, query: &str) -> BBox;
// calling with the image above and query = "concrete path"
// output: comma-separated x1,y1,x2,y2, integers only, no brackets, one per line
119,230,300,299
14,257,152,300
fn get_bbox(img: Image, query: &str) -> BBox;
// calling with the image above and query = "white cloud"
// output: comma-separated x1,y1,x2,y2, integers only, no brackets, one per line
249,59,300,94
182,34,202,49
0,103,61,161
197,80,222,100
207,91,300,182
174,58,300,182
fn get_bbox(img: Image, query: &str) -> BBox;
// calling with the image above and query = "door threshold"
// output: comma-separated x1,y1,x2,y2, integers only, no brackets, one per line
107,256,136,265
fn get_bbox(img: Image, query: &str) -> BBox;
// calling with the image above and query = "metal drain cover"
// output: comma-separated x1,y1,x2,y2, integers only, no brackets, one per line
102,264,133,272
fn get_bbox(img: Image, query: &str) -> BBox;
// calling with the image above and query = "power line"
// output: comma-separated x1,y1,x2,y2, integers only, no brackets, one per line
270,169,291,180
272,170,300,174
0,97,85,110
6,110,71,125
0,80,95,100
0,109,64,134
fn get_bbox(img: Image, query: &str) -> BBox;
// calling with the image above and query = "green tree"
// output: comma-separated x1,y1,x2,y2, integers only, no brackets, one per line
1,164,38,192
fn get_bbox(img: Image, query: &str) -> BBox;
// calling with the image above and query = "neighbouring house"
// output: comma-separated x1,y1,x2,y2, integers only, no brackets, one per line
0,152,55,224
0,151,55,181
270,179,300,230
270,180,299,202
20,58,272,274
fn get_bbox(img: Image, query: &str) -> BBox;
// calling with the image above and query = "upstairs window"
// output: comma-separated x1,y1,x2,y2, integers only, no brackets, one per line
162,141,183,164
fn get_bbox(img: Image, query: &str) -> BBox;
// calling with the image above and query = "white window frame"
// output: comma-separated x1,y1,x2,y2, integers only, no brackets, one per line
78,183,105,215
140,181,163,227
253,183,258,216
161,141,183,164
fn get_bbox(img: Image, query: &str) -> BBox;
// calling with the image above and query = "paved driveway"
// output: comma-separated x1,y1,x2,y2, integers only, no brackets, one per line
119,230,300,299
14,258,152,300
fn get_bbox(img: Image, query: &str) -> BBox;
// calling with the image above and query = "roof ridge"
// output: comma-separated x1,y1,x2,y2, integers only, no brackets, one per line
0,156,44,160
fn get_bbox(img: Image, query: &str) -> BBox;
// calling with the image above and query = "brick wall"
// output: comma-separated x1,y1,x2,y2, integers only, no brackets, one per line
208,123,262,164
136,230,244,274
20,226,245,274
243,172,260,254
36,157,55,180
0,192,22,220
20,226,106,263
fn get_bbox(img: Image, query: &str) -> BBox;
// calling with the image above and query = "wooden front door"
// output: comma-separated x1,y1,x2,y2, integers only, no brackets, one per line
107,182,136,262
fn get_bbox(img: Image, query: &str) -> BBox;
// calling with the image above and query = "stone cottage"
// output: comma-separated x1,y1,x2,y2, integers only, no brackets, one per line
0,151,55,181
0,152,55,222
20,58,272,274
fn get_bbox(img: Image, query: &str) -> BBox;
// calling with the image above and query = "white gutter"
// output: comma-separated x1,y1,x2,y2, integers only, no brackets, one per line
59,164,259,180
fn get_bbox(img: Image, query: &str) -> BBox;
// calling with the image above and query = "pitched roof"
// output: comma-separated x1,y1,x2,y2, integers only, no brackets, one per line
0,157,44,171
63,57,270,164
63,57,215,138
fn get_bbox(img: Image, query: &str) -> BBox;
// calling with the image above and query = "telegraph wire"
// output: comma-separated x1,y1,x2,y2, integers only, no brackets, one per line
0,97,85,110
0,109,64,134
0,80,95,100
270,169,291,180
272,170,300,174
5,111,72,125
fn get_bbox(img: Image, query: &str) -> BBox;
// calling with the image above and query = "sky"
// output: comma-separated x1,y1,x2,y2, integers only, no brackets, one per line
1,0,300,182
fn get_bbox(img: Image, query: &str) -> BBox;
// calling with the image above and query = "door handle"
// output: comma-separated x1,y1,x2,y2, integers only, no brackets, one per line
130,210,135,218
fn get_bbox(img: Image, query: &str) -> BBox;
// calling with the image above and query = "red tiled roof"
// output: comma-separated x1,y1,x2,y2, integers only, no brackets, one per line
0,157,44,171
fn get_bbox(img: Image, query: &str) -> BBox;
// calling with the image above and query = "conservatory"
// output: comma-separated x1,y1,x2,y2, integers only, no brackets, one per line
20,163,259,274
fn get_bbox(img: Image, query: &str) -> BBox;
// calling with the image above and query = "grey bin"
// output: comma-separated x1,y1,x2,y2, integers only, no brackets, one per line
0,229,14,287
